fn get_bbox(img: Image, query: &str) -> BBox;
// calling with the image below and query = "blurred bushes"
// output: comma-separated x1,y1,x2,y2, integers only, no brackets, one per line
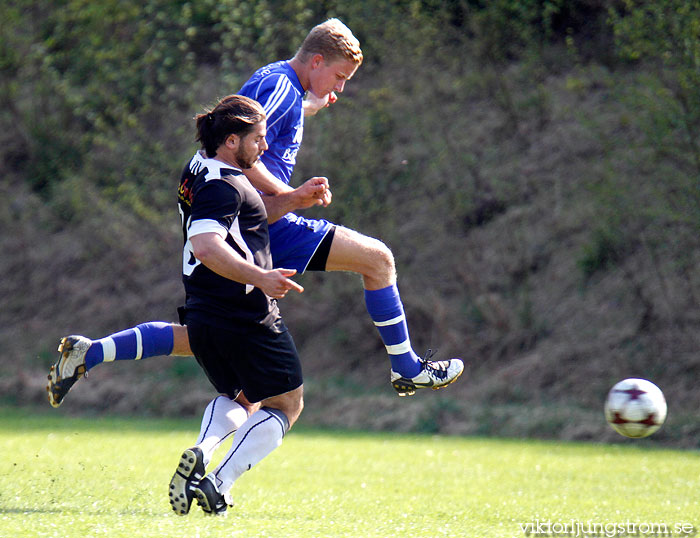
2,0,697,281
609,0,700,223
2,0,699,428
0,0,625,210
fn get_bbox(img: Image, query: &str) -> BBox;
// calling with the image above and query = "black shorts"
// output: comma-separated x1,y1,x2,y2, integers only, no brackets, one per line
186,321,303,403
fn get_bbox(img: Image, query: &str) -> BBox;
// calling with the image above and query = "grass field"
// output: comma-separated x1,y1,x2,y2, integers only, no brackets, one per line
1,409,698,538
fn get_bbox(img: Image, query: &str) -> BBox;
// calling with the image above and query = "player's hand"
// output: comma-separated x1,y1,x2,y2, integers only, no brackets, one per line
318,184,332,207
303,91,337,116
309,176,332,207
294,176,332,209
260,268,304,298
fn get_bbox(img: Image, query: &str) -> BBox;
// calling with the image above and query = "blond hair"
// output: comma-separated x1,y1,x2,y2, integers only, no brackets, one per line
297,18,363,65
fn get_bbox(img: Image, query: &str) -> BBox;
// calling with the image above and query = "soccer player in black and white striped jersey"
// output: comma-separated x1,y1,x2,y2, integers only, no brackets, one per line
168,95,306,515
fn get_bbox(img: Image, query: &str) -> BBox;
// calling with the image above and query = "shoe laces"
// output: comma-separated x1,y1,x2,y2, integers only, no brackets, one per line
420,349,450,380
422,349,437,362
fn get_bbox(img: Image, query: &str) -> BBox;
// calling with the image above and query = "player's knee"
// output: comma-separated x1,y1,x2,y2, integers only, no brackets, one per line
171,324,192,356
263,387,304,428
286,394,304,427
375,240,395,271
233,394,260,417
366,238,396,282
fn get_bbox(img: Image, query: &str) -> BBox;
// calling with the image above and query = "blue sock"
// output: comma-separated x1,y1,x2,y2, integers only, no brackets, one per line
84,322,175,371
364,285,421,377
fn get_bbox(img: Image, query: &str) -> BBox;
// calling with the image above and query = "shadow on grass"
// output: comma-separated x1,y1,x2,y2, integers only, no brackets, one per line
0,407,200,433
0,506,160,517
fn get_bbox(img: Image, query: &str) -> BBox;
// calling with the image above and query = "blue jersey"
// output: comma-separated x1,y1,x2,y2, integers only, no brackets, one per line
235,60,334,275
238,61,304,185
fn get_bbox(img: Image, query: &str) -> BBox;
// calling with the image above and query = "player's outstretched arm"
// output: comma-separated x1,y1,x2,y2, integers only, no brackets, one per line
262,176,332,223
190,233,303,298
240,156,332,222
258,268,304,298
243,161,295,196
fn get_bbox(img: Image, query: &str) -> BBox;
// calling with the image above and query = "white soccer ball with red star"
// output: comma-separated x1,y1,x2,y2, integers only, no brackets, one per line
604,378,667,438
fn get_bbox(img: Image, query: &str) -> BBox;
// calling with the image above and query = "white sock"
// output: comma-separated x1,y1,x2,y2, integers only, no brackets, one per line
195,396,249,466
213,407,289,494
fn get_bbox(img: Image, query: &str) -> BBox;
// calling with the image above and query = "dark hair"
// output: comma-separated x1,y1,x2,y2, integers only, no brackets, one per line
195,95,266,157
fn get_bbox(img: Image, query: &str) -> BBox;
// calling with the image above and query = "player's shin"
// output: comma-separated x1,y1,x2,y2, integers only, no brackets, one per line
364,284,422,377
211,407,289,495
195,396,250,465
84,321,175,370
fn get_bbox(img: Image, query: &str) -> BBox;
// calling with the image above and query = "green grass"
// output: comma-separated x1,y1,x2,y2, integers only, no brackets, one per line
1,409,698,538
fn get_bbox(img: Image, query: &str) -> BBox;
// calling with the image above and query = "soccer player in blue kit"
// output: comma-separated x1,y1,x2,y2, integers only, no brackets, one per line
47,19,463,408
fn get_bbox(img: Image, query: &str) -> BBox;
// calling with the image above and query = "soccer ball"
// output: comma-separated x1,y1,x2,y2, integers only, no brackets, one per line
604,378,667,438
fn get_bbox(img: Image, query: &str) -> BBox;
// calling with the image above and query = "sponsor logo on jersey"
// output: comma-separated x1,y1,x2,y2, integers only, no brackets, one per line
282,147,299,163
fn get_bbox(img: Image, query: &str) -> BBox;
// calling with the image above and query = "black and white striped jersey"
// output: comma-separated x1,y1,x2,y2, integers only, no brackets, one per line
178,151,284,332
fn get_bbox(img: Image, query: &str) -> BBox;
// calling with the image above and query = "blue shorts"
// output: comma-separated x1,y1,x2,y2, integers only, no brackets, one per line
269,213,334,273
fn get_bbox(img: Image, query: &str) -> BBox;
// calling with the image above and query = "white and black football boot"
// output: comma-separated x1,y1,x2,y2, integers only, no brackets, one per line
47,335,91,408
193,474,229,516
169,447,206,516
390,350,464,397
